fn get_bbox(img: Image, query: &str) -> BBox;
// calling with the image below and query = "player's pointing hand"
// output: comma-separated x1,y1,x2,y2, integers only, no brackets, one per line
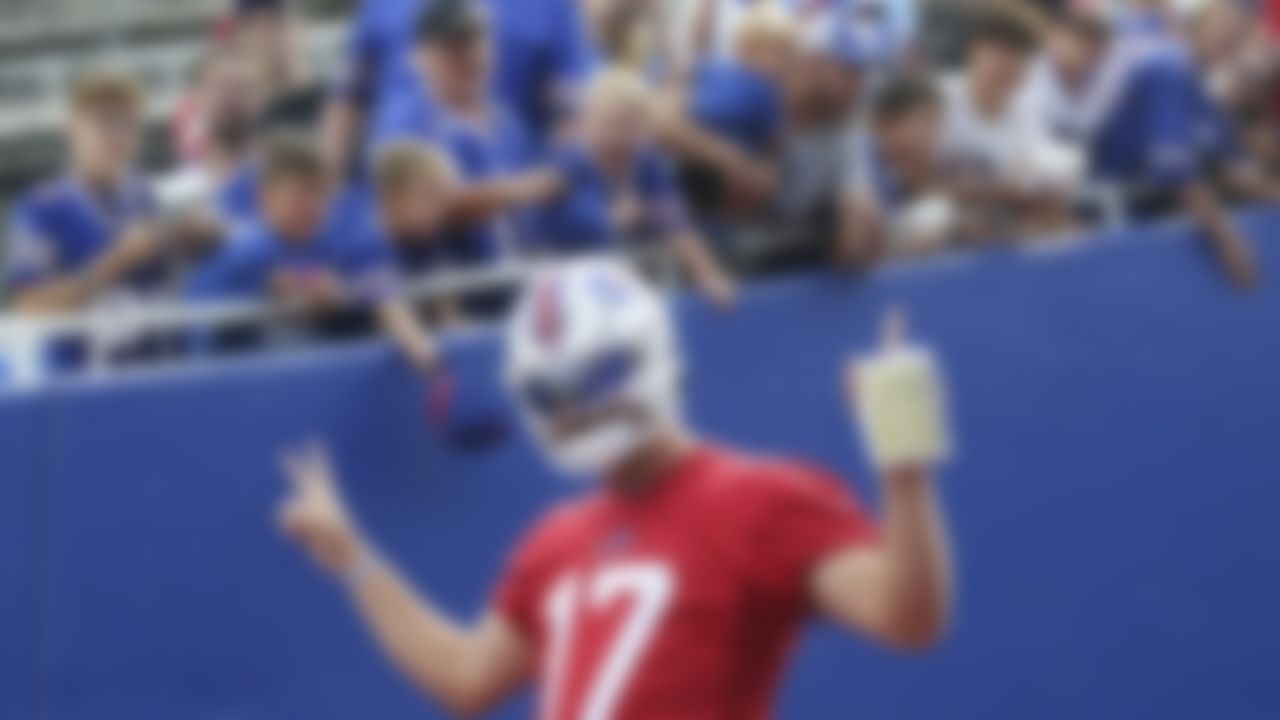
278,442,367,577
849,308,952,473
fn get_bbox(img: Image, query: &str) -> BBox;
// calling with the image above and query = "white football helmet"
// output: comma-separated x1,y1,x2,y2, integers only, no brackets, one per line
504,259,683,477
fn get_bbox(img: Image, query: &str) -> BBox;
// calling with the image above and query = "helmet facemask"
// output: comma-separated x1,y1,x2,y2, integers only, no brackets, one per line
505,260,683,479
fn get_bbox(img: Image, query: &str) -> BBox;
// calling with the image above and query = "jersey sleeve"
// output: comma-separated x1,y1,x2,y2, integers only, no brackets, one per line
184,231,269,301
1141,64,1202,188
5,198,59,289
734,463,878,610
493,542,541,641
492,510,568,643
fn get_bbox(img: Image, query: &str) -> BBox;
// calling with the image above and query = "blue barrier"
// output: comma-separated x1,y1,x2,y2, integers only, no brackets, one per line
0,394,46,719
5,211,1280,718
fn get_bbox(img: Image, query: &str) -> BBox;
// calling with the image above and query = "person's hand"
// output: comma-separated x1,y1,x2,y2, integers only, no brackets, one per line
725,157,776,208
846,309,951,474
278,443,366,577
611,192,645,233
271,269,348,313
167,211,226,257
699,269,739,310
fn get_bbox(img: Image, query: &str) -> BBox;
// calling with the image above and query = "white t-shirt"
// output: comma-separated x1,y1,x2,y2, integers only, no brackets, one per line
938,72,1083,192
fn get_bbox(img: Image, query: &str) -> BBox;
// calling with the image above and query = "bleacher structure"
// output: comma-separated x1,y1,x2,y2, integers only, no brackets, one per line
0,0,349,198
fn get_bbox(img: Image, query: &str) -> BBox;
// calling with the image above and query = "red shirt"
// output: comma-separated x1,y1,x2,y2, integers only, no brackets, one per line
495,445,877,720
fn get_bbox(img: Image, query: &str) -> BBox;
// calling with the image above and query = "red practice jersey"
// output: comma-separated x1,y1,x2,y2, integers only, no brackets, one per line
495,444,877,720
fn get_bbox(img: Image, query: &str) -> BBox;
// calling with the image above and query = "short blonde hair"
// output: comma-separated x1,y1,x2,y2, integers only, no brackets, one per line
373,141,458,194
581,66,650,118
69,71,144,116
733,1,798,50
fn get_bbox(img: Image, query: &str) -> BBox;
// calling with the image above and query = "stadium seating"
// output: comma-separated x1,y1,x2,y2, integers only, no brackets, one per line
0,0,346,201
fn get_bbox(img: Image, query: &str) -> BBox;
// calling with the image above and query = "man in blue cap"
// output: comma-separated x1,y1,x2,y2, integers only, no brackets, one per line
323,0,597,172
370,0,559,268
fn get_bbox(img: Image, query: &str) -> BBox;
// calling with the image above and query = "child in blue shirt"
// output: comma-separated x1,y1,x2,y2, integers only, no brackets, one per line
527,68,736,306
188,134,439,370
6,73,167,313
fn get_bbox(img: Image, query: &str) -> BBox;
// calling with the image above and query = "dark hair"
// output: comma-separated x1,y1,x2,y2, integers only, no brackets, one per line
1054,6,1112,47
966,10,1038,55
260,132,328,186
872,76,940,123
416,0,488,45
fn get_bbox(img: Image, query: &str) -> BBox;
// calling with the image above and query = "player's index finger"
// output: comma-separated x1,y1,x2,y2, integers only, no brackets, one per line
881,307,908,349
280,448,306,488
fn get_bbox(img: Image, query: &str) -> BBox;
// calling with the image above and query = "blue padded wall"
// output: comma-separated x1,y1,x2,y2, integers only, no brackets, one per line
4,210,1280,718
0,394,46,719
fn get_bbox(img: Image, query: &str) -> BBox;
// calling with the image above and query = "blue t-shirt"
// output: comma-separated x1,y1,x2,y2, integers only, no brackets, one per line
341,183,493,278
342,0,597,143
374,86,533,263
5,175,161,293
1089,53,1236,189
526,143,691,254
186,191,398,305
217,164,260,230
689,62,783,155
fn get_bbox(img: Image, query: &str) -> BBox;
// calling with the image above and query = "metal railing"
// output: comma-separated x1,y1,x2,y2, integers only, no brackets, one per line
0,258,547,389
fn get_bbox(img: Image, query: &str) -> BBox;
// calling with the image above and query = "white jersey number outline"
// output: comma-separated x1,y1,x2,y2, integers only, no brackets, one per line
541,562,676,720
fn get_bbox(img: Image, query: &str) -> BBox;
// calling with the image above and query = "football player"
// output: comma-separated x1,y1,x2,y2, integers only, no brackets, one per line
279,258,953,719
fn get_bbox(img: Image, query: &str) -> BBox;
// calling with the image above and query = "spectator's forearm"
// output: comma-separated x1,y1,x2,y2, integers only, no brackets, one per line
836,195,887,271
10,277,97,314
10,247,132,314
447,170,563,224
377,300,439,374
653,96,751,173
670,231,736,307
1181,182,1260,289
320,100,365,177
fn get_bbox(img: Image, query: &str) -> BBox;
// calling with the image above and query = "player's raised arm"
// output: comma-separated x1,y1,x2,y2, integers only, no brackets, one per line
811,311,955,651
277,443,530,716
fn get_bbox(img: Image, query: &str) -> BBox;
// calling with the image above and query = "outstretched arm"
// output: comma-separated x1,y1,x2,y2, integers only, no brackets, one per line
1180,182,1260,291
812,312,954,650
278,445,530,716
813,466,952,650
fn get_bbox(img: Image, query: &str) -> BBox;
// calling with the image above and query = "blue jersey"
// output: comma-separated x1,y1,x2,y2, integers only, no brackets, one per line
341,0,597,143
526,143,691,254
216,164,260,229
689,62,784,154
340,184,494,278
186,190,398,305
5,175,160,292
1088,52,1236,189
374,86,533,263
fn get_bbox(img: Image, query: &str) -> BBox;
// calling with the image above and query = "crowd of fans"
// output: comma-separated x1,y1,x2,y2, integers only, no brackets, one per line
4,0,1280,373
